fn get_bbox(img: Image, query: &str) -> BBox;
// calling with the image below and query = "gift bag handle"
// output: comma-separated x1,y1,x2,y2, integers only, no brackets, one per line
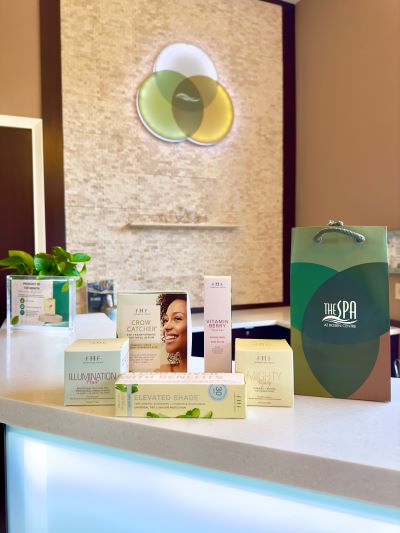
313,220,366,244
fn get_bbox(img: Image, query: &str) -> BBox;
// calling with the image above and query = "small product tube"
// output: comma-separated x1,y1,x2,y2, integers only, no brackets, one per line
204,276,232,372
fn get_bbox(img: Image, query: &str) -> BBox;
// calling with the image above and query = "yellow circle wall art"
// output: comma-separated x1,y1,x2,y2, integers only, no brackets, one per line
136,43,234,146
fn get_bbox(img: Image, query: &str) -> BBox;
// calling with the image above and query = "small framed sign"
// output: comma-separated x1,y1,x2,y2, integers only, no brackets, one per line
388,231,400,274
7,275,76,330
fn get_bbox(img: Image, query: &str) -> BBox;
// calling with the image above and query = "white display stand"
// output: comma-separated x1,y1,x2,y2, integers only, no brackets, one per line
0,314,399,532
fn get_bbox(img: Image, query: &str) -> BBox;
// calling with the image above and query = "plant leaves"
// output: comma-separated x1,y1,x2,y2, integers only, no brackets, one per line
187,408,200,418
202,411,213,419
11,315,19,325
34,256,54,273
62,263,80,277
56,261,66,272
52,246,69,260
9,250,34,271
0,256,25,267
146,412,170,418
115,384,127,392
61,281,69,293
71,252,91,262
131,385,138,394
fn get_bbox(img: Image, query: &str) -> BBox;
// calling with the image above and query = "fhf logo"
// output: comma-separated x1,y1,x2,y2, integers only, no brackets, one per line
322,300,357,328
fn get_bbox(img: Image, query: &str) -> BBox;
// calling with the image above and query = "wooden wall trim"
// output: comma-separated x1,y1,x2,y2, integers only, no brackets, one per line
39,0,66,250
281,1,296,305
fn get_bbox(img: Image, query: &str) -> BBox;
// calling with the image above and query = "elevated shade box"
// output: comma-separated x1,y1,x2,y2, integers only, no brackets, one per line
115,372,246,419
7,275,76,330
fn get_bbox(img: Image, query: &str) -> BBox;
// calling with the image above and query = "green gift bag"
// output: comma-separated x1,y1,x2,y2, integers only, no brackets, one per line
290,221,390,402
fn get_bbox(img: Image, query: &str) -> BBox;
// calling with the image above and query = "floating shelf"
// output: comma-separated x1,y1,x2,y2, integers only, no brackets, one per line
124,222,240,230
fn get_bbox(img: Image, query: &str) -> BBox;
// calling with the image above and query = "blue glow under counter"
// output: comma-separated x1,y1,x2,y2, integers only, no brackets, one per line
6,426,399,533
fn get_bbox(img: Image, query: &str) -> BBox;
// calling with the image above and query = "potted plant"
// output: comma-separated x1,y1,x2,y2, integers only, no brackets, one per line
0,246,90,328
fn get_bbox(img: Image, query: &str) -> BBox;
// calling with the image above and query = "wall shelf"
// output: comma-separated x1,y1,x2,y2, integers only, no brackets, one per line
124,223,240,230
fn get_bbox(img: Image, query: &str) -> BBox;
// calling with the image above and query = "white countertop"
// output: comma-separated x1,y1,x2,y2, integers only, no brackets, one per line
0,314,399,508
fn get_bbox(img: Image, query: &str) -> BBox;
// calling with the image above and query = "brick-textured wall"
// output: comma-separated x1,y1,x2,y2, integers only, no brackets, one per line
61,0,283,306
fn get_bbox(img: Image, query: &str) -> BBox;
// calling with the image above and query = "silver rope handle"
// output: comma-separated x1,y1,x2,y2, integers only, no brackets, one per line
313,220,366,244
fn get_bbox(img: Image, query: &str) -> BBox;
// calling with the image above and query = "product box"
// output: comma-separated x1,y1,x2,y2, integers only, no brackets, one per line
204,276,232,373
235,339,294,407
117,291,191,372
64,337,129,405
7,275,76,329
115,372,246,418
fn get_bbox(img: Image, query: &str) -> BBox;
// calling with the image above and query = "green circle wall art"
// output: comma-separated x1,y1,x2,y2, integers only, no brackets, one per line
137,43,234,145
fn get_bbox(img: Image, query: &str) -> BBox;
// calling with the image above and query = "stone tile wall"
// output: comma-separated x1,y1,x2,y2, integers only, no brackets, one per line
61,0,283,306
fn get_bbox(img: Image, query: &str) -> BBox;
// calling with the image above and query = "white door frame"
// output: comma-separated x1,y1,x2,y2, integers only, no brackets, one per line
0,115,46,253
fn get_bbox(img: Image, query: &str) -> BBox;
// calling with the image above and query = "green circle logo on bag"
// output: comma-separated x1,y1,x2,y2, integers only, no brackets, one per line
301,262,388,397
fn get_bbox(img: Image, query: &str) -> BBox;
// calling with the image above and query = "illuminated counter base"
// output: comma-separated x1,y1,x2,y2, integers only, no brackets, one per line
0,314,399,531
6,426,399,533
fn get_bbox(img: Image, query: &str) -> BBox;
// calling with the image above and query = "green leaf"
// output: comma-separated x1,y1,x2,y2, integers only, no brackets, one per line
9,250,34,271
56,261,66,272
202,411,213,419
61,281,69,293
62,263,80,277
131,385,138,394
75,277,83,288
11,315,19,325
15,264,27,275
187,408,200,418
52,246,69,260
115,384,127,392
34,256,54,273
146,411,170,418
0,256,25,267
80,264,87,275
70,252,91,262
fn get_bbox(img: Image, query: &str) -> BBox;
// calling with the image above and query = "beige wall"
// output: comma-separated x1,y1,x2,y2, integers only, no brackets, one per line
296,0,400,319
0,0,41,117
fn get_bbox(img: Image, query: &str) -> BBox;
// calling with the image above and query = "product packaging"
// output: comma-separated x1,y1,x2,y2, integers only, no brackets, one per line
117,291,191,372
291,221,390,401
235,338,293,406
64,337,129,405
204,276,232,372
7,275,76,329
115,372,246,418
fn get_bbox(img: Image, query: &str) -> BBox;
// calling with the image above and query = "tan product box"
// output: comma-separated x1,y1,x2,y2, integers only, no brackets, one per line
235,339,294,407
115,372,245,418
64,337,129,405
117,291,191,372
204,276,232,373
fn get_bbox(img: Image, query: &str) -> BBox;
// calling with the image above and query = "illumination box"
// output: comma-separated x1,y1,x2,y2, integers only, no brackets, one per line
64,338,129,406
115,372,246,419
235,339,294,407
